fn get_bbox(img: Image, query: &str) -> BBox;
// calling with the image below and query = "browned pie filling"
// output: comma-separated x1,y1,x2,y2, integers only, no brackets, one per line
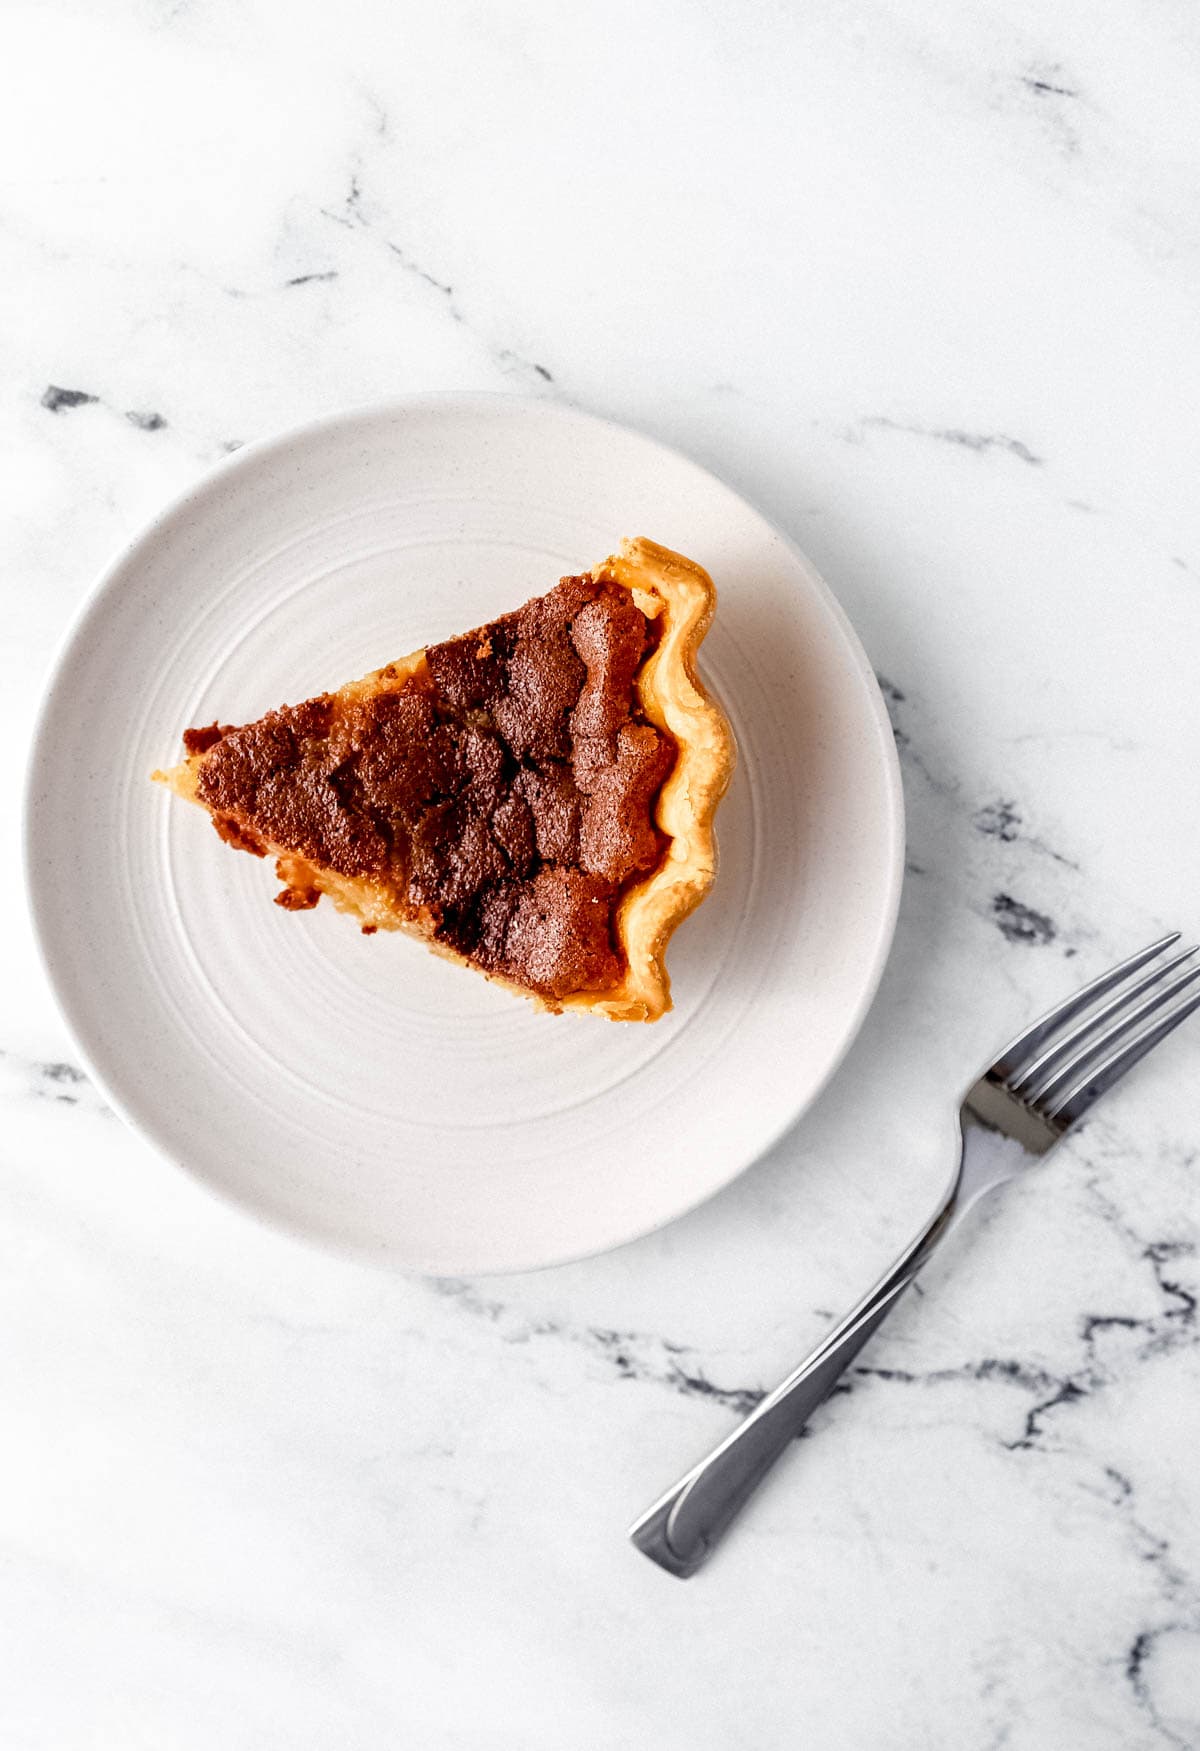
186,575,677,1000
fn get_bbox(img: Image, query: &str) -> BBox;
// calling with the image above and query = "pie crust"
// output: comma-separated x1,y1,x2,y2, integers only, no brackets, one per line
155,537,734,1021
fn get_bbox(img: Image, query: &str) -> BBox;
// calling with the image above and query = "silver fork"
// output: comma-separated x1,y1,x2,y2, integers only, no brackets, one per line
630,932,1200,1578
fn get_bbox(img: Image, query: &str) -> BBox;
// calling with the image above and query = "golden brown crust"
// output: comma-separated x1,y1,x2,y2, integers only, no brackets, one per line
154,539,734,1021
559,538,734,1019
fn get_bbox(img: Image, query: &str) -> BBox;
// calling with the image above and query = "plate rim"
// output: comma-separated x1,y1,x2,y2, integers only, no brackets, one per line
23,391,905,1274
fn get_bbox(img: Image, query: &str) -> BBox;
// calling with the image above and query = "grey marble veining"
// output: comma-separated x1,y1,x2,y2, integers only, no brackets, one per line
2,0,1200,1746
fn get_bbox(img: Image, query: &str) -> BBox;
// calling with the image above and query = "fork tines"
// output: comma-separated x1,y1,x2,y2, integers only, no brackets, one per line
994,933,1200,1128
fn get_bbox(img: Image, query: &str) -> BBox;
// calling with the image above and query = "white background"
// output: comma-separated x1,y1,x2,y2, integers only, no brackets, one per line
3,2,1199,1745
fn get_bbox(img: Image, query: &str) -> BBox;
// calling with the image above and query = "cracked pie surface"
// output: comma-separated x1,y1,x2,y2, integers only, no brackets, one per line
156,539,734,1020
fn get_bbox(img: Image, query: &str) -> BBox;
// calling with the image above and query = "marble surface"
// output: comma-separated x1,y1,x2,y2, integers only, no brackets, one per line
3,1,1200,1744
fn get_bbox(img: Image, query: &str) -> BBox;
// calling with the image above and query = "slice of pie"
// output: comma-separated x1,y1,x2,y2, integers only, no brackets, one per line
154,538,733,1020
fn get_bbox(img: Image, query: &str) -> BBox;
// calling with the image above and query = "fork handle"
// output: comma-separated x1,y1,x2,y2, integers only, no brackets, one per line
629,1199,955,1577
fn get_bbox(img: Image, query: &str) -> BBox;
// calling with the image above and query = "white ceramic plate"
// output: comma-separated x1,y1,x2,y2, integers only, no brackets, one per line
26,396,903,1274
